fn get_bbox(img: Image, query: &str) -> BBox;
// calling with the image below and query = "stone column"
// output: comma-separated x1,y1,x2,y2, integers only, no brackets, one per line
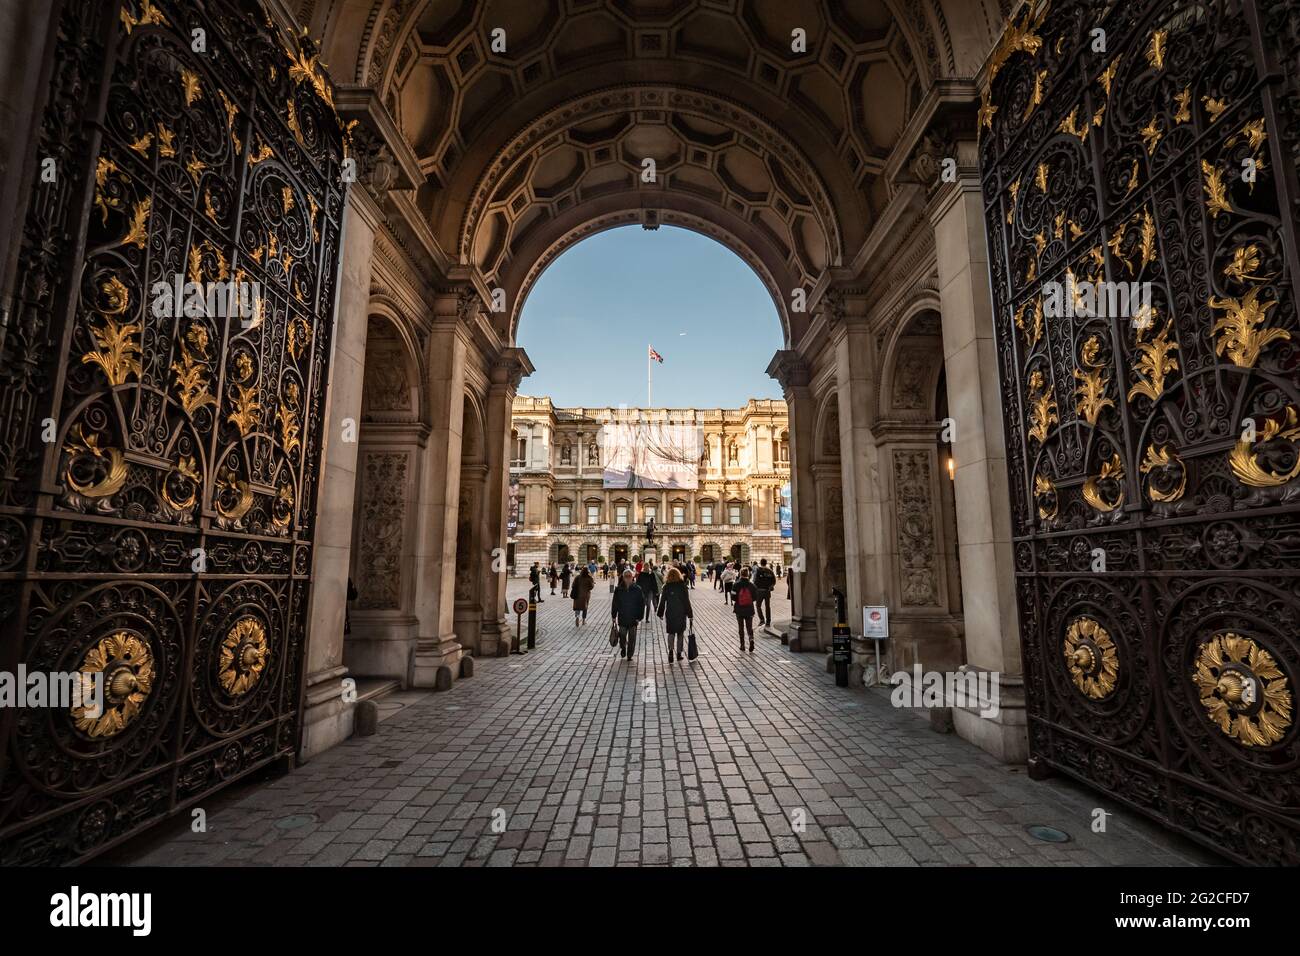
409,299,471,687
477,348,532,656
768,351,822,651
301,186,380,758
928,129,1026,762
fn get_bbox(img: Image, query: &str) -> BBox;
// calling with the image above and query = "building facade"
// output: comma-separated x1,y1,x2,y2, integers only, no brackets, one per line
510,398,791,573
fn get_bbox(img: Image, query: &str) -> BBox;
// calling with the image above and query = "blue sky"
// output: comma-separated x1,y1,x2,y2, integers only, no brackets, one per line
517,226,783,408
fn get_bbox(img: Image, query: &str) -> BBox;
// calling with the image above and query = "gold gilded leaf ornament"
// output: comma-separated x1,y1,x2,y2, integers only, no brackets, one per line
63,424,128,500
1209,285,1288,367
72,632,154,738
1140,444,1186,503
1082,453,1125,512
218,618,269,696
1027,370,1057,445
1127,321,1179,402
1228,407,1300,488
1064,617,1119,699
1193,634,1293,746
1201,160,1231,219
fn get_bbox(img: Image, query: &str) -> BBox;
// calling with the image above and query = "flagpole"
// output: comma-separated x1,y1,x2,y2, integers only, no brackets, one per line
647,344,652,408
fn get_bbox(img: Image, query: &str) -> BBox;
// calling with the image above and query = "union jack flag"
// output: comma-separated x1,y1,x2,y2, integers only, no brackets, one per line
649,346,664,363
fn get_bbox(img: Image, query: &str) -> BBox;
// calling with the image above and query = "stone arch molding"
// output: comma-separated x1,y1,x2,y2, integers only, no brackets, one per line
459,85,843,342
878,293,945,419
362,300,429,426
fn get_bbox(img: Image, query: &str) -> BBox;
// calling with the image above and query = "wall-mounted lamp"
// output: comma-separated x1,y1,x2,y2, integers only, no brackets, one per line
947,456,956,481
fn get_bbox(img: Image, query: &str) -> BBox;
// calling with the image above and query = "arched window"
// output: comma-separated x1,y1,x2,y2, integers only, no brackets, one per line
777,430,789,464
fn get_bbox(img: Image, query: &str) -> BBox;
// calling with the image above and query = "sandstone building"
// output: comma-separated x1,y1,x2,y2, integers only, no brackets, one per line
509,397,791,572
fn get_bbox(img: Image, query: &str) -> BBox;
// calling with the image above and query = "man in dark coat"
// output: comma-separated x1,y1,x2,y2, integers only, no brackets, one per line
754,558,777,626
560,562,572,597
635,562,660,621
732,567,759,652
528,562,543,603
611,569,647,659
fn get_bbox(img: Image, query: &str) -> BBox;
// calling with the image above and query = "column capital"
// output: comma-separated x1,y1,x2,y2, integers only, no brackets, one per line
766,350,811,394
490,346,534,391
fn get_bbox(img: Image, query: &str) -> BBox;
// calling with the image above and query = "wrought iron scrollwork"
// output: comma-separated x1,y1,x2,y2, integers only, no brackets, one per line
0,0,347,864
982,0,1300,864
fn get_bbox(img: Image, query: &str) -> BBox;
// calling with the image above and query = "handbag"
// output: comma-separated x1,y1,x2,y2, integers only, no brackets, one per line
687,625,698,660
609,623,620,647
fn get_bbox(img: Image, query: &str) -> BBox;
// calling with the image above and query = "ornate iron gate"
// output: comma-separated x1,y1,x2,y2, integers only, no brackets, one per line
0,0,347,863
980,0,1300,864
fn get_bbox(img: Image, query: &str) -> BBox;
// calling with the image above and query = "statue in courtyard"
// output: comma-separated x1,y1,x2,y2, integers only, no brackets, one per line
645,515,656,545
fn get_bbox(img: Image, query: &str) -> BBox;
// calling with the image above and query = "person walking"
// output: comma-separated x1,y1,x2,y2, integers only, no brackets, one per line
560,562,572,598
686,561,696,589
713,560,724,590
658,567,694,663
635,561,660,622
548,564,559,595
721,562,737,604
528,562,543,603
754,558,776,626
611,569,646,660
733,566,759,652
571,566,594,626
786,565,793,597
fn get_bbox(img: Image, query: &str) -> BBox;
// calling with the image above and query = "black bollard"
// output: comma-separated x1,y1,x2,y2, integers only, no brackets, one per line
527,599,537,650
831,587,850,688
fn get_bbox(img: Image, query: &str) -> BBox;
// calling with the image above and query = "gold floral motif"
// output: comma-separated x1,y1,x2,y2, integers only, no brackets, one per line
1228,407,1300,488
128,132,153,156
218,89,241,154
171,344,216,417
100,276,129,315
1202,95,1228,122
81,312,141,386
1228,117,1267,152
1027,370,1057,445
978,89,997,132
122,198,150,249
161,454,200,512
1068,220,1084,241
119,0,167,34
1107,220,1131,274
1034,473,1058,519
179,67,202,107
309,195,320,243
1080,334,1102,368
1082,453,1125,512
1035,162,1049,193
1127,320,1179,402
1223,244,1270,283
1064,617,1119,699
1074,366,1114,426
1014,298,1042,348
157,124,176,158
282,186,295,214
1193,633,1292,747
1146,29,1167,70
227,384,261,437
1140,444,1186,503
1140,116,1162,155
284,30,336,107
1006,177,1020,224
1201,160,1231,219
72,632,154,738
1023,68,1047,120
234,352,254,382
1124,157,1140,197
63,424,127,500
248,138,273,166
216,472,254,522
279,382,301,456
1032,232,1046,256
1173,87,1192,124
1053,211,1065,240
203,190,218,221
218,618,269,696
1098,57,1119,98
185,154,206,187
94,157,121,224
1209,285,1288,367
271,483,294,534
1138,208,1157,271
286,97,303,145
1058,106,1089,142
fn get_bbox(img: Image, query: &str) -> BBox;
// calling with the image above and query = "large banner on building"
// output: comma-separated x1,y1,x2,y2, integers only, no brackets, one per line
507,479,519,537
600,422,703,489
780,483,792,538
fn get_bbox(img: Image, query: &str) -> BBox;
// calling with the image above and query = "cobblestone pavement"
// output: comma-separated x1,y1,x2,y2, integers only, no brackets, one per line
119,577,1217,867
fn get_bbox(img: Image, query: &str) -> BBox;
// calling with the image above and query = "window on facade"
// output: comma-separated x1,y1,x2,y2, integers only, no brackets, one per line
558,503,571,525
616,504,628,524
518,498,526,527
778,431,789,463
700,505,713,525
729,504,742,525
511,432,526,468
645,505,656,522
587,504,600,525
672,505,684,524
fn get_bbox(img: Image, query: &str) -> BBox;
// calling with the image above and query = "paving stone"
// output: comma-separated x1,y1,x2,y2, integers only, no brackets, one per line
118,579,1215,869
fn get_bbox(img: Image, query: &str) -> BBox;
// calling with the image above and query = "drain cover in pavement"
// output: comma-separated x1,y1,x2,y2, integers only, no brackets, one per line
275,814,317,830
1026,824,1071,843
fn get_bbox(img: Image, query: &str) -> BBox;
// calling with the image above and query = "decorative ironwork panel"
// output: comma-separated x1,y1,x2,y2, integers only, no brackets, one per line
0,0,349,863
980,0,1300,865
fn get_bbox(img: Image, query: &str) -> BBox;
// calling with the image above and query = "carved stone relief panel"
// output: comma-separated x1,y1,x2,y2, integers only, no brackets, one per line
356,451,408,610
893,450,939,607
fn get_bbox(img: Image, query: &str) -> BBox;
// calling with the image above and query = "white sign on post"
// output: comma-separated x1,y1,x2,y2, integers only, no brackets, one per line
862,605,889,639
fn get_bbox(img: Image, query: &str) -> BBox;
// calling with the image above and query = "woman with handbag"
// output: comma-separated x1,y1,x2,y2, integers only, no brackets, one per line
657,566,694,663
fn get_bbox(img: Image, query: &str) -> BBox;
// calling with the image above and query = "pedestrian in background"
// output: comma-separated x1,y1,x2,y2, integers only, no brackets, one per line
611,569,646,659
571,566,594,626
722,562,737,604
548,564,559,595
560,562,572,598
636,561,660,621
733,566,758,652
658,567,694,663
754,558,776,626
